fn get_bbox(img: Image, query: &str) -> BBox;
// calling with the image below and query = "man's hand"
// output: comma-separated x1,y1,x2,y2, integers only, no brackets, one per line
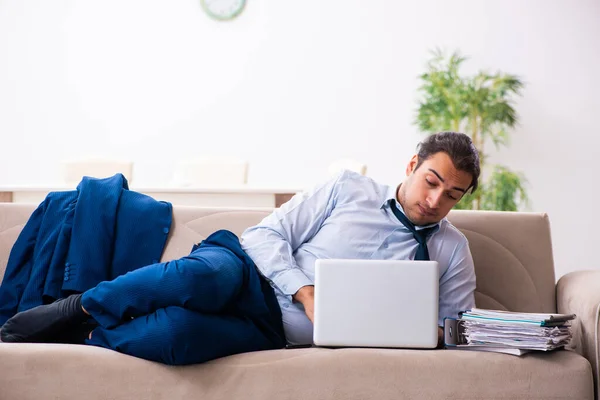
293,285,315,323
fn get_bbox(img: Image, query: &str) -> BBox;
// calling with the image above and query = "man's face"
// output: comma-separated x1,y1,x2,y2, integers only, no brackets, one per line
397,152,473,226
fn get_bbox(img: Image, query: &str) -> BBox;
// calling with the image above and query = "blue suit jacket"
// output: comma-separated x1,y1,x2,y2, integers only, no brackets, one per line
0,174,172,326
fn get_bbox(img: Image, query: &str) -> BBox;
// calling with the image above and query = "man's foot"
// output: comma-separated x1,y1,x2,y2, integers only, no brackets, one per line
52,319,98,345
0,294,89,343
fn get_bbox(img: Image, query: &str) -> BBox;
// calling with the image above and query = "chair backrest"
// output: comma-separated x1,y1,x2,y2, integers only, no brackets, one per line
170,159,249,187
62,160,133,185
328,159,367,177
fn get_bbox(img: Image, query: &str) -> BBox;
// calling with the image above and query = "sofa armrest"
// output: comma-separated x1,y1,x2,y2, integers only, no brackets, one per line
557,270,600,399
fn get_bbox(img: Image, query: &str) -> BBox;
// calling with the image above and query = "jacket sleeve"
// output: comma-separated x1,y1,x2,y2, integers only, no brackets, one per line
0,202,46,326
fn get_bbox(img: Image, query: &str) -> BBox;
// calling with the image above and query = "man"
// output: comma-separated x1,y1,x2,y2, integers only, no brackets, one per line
0,131,479,364
241,131,479,345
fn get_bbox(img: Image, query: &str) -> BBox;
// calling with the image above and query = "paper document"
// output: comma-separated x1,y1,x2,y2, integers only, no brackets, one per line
445,345,530,356
461,308,576,326
444,309,576,356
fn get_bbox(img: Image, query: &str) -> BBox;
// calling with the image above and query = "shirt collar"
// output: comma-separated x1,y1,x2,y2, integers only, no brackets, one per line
381,184,399,208
381,183,441,231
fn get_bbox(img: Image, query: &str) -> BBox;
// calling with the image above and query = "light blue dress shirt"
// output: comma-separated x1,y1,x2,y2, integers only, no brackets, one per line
241,170,476,345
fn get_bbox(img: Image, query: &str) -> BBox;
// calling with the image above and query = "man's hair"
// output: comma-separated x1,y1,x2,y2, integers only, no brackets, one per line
414,132,481,193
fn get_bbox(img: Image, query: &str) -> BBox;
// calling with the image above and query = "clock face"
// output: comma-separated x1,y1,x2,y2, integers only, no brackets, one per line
201,0,246,21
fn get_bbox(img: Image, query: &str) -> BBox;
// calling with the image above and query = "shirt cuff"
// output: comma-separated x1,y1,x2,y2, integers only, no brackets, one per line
273,268,314,297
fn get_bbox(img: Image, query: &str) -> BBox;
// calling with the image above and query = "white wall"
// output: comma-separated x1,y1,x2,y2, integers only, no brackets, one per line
0,0,599,278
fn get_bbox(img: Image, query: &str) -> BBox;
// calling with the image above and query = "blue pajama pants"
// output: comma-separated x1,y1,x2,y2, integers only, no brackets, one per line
80,244,283,365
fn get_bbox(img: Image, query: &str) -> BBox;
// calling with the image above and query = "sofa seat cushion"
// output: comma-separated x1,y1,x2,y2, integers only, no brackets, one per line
0,343,593,400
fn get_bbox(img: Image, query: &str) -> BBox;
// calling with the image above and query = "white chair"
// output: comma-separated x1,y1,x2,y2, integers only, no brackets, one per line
328,159,367,177
170,159,249,187
62,159,134,185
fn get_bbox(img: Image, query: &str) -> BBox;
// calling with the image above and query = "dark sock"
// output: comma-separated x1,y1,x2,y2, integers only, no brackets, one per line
0,293,90,343
52,319,98,345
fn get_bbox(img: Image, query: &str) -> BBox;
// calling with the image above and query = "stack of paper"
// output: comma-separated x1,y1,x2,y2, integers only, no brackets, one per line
445,308,576,356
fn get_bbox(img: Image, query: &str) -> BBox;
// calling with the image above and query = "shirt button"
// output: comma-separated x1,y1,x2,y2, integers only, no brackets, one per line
65,267,70,272
163,227,170,234
65,262,70,267
64,277,69,281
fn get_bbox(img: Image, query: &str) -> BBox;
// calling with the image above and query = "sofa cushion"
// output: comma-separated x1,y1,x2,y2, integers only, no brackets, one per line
0,343,593,400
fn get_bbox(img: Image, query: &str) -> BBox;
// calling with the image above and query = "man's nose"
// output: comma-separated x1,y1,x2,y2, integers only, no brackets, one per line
427,191,442,209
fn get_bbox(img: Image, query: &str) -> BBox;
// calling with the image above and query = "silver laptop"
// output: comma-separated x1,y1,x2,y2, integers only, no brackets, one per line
313,259,439,348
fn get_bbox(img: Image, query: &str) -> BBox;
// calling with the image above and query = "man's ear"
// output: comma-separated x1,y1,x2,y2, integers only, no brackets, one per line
406,155,419,176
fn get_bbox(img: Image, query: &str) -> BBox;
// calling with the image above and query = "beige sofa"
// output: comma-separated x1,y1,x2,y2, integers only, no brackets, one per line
0,203,598,400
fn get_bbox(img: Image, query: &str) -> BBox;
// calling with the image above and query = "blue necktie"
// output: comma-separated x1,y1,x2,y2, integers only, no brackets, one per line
388,199,437,261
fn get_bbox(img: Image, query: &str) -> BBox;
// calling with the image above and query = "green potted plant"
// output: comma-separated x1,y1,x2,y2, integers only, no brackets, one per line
415,49,528,211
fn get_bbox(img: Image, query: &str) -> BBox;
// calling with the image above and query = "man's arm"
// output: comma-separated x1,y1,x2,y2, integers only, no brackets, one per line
241,172,348,320
438,240,477,326
293,285,315,323
436,240,475,349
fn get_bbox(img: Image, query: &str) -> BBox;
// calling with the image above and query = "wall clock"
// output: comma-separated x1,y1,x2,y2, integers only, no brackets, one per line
201,0,246,21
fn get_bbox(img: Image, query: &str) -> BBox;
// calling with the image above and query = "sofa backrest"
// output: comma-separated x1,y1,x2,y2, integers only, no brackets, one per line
0,204,557,314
